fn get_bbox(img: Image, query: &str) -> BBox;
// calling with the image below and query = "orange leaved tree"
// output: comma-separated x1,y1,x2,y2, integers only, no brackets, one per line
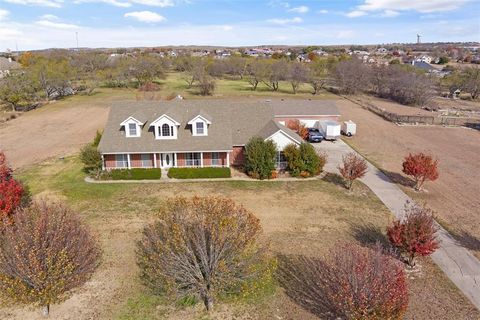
0,151,29,219
402,152,439,191
286,119,309,140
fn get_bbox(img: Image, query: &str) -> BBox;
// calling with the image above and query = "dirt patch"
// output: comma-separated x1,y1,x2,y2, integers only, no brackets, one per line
0,89,138,169
338,98,480,260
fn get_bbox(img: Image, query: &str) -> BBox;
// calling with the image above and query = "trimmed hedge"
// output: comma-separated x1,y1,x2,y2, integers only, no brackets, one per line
168,167,231,179
108,168,162,180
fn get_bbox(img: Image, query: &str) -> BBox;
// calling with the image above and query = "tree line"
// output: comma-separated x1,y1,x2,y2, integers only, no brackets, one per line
1,50,478,112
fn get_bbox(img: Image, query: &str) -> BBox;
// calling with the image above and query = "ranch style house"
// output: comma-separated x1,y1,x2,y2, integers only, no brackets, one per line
98,99,340,170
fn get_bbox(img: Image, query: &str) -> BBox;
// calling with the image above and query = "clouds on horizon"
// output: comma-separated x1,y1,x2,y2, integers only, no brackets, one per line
0,0,477,50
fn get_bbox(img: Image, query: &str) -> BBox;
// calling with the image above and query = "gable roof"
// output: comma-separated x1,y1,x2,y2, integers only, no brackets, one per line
257,120,302,145
98,99,337,153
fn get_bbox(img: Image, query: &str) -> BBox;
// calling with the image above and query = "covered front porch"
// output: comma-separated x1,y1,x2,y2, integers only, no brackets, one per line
102,151,231,170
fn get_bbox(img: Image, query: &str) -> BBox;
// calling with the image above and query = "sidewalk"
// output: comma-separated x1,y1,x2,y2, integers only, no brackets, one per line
315,139,480,310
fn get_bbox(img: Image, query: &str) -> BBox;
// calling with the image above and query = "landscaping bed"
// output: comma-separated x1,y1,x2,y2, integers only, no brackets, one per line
104,168,161,180
168,167,231,179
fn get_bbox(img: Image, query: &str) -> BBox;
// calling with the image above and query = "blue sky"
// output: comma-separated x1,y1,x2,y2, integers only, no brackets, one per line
0,0,479,50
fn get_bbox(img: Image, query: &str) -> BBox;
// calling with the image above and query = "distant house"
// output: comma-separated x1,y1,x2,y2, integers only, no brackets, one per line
0,57,20,78
98,99,340,170
415,55,433,64
376,48,388,54
411,60,435,71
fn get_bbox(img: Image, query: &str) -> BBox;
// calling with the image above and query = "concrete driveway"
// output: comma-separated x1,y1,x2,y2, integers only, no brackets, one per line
314,139,480,310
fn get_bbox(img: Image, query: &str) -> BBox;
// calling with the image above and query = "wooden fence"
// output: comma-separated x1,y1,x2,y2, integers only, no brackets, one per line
344,96,480,129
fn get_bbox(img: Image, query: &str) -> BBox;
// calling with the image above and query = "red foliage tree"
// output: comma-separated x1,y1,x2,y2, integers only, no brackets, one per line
286,119,309,140
0,151,25,219
278,242,408,319
402,152,439,191
338,152,368,190
387,202,439,267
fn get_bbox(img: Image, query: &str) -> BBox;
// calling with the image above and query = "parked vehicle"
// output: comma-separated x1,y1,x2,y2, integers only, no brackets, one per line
318,121,341,140
341,120,357,137
307,128,324,143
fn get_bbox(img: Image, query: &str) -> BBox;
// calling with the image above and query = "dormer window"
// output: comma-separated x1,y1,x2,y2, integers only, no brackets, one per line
121,117,144,138
196,122,205,135
188,114,211,136
150,114,180,140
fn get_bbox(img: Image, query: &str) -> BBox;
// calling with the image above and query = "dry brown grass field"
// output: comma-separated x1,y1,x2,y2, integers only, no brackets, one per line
1,76,480,319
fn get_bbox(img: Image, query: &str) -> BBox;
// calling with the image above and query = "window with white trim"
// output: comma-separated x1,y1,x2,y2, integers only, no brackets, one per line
276,151,287,170
185,153,201,167
128,123,137,136
197,122,205,135
211,152,220,166
141,154,151,167
115,154,128,168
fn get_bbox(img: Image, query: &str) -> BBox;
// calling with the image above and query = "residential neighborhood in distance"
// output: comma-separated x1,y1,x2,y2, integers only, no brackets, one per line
0,0,479,319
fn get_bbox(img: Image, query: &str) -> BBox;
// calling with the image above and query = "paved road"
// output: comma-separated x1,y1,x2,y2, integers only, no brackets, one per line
316,139,480,310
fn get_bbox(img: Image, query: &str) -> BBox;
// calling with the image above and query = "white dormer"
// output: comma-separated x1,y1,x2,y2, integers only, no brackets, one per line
150,114,180,140
188,115,211,136
120,117,144,138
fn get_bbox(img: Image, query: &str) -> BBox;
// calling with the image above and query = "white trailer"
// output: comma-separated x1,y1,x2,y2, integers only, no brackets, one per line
318,120,341,140
342,120,357,137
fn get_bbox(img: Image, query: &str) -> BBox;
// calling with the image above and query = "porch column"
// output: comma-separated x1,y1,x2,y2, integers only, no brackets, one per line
153,153,157,168
127,154,131,169
174,153,177,167
200,152,204,167
101,154,105,170
226,152,230,168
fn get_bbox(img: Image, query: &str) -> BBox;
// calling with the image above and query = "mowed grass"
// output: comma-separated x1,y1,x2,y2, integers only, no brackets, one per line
11,156,479,320
154,72,333,99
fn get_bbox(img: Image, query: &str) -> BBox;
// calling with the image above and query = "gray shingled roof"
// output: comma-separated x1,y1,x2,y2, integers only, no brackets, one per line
98,99,338,153
0,57,20,71
272,99,339,116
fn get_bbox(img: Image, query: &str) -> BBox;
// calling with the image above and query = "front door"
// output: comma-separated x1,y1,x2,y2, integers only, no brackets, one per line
161,153,174,168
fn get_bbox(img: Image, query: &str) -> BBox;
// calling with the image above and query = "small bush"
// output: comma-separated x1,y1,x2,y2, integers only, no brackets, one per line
108,168,162,180
167,167,231,179
245,137,277,180
283,143,324,178
80,144,102,173
387,202,439,267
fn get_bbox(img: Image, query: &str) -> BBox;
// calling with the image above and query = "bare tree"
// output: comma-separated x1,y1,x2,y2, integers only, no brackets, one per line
288,62,309,94
246,59,265,90
137,196,271,311
307,58,332,95
333,58,370,94
128,55,165,86
262,59,288,91
0,200,101,317
197,74,216,96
